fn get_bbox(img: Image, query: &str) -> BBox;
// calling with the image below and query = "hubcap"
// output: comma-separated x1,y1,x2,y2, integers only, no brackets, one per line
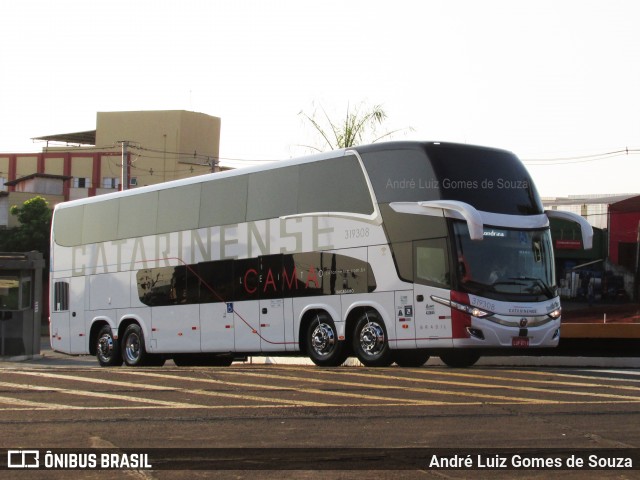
97,334,113,361
359,322,385,356
125,333,141,363
311,323,335,357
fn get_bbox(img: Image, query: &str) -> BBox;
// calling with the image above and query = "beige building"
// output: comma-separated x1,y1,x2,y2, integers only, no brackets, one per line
0,110,221,226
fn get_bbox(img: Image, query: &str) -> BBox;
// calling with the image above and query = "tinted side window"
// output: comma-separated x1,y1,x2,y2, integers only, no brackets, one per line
391,242,413,283
414,238,450,289
197,260,234,303
118,192,158,239
200,175,248,227
425,144,543,215
234,258,260,301
298,155,374,215
260,255,283,300
379,204,448,244
360,148,439,203
83,200,119,245
54,206,84,247
53,281,69,311
247,167,299,221
158,184,201,233
136,265,198,306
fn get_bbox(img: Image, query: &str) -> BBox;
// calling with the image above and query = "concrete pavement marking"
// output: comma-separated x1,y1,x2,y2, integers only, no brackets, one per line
500,368,640,392
319,367,640,403
211,367,553,404
114,369,442,406
276,367,640,404
0,380,205,409
400,370,640,402
579,369,640,381
513,368,640,384
0,394,78,410
7,369,332,408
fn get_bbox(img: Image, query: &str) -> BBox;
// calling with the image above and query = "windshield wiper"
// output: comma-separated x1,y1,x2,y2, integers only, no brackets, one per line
493,280,528,288
509,276,555,299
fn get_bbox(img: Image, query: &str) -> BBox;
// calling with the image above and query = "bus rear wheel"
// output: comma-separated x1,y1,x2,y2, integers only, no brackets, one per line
439,350,480,368
353,312,393,367
305,312,348,367
121,324,165,367
96,325,123,367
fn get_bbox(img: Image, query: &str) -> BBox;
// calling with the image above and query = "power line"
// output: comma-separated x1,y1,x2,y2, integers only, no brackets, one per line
523,148,640,165
129,145,280,163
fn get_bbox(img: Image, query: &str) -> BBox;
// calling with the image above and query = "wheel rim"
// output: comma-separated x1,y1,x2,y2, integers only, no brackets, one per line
97,334,114,362
359,321,386,357
310,322,336,357
124,332,141,364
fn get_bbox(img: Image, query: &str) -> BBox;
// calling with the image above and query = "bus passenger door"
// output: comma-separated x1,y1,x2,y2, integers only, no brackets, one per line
259,255,286,352
413,239,454,348
69,276,88,354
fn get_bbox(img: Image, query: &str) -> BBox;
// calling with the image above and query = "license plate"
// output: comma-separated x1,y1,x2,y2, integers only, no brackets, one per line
512,337,529,348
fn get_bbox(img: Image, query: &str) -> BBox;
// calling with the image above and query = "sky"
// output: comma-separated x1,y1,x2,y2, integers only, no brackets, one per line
1,0,639,197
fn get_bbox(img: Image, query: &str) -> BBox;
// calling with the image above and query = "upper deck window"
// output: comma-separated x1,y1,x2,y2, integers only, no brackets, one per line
360,143,543,215
54,153,375,247
425,143,543,215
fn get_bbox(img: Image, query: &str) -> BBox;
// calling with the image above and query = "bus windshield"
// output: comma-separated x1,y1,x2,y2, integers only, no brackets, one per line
453,222,557,301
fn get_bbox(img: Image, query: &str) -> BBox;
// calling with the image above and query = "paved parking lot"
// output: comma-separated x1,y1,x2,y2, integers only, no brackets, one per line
2,341,640,479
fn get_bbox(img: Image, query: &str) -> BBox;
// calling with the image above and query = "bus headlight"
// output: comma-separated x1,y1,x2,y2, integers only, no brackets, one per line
547,308,562,319
432,295,493,318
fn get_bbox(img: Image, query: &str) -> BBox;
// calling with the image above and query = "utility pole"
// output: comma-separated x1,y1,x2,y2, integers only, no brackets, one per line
120,141,129,191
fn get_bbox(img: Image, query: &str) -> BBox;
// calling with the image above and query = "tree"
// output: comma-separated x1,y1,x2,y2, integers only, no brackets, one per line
299,101,411,152
0,196,52,261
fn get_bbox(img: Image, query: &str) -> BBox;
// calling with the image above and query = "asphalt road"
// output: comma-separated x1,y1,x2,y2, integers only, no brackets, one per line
1,346,640,479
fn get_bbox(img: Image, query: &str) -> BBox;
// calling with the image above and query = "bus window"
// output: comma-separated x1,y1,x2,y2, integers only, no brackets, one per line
414,238,450,289
197,260,234,304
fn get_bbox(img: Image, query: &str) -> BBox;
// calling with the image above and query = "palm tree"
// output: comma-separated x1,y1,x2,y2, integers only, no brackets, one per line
299,101,410,152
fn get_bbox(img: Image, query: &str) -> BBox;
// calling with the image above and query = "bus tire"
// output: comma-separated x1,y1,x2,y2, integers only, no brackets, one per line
352,311,393,367
393,349,430,367
439,350,480,368
96,325,123,367
121,323,154,367
305,312,348,367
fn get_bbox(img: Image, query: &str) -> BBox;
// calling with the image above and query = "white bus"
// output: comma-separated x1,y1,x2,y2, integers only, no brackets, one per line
49,141,592,368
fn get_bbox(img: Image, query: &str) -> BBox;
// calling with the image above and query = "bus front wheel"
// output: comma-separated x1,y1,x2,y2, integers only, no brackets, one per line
305,312,348,367
439,350,480,368
352,312,393,367
393,349,430,367
96,325,123,367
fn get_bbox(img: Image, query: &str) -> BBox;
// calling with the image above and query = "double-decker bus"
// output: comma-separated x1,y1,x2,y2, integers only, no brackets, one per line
49,141,592,368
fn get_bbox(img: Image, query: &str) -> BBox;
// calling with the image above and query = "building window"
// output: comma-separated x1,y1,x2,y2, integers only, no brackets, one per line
73,177,91,188
102,177,120,189
0,177,6,191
